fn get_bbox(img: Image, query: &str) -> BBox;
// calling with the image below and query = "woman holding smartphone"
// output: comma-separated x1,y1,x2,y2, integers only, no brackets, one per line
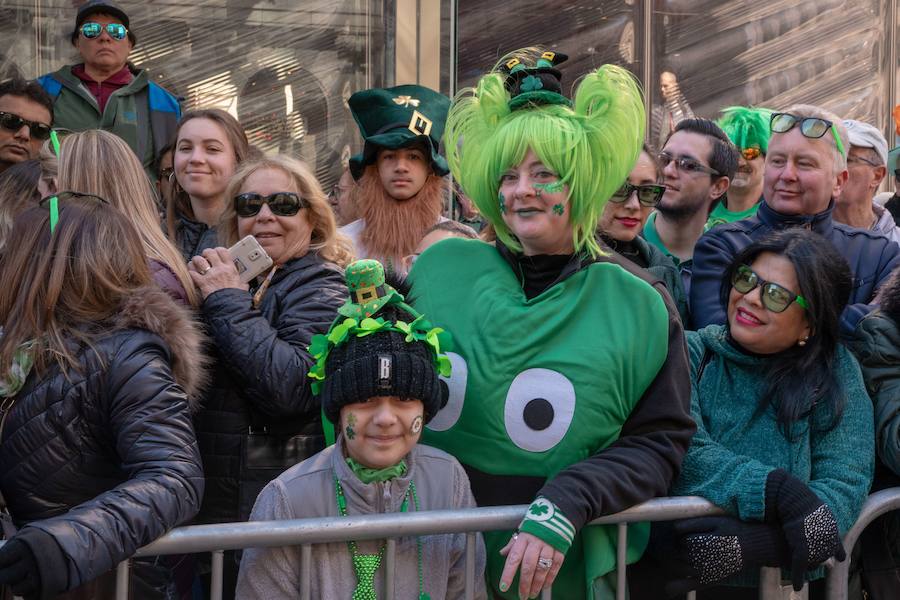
187,154,351,598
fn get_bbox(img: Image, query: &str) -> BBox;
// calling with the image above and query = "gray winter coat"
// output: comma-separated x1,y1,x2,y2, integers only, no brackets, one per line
236,440,487,600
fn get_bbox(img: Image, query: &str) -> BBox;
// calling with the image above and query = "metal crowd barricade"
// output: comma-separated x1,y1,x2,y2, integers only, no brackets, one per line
5,491,894,599
825,487,900,600
114,495,803,600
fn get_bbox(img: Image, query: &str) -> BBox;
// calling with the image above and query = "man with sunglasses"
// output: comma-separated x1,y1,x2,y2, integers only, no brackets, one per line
643,117,737,299
0,78,53,176
691,104,900,336
706,106,773,230
37,0,180,180
833,120,899,244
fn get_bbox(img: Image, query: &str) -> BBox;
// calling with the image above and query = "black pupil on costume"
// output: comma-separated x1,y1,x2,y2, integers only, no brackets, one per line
440,379,449,405
523,398,554,431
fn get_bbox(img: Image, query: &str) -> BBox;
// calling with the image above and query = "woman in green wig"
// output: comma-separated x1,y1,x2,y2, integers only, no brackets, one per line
406,49,695,599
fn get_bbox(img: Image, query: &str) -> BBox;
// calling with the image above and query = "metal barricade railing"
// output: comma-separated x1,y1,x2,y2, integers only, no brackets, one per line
825,487,900,600
113,496,803,600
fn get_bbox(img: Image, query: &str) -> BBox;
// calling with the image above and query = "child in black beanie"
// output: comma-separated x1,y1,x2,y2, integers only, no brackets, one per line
236,260,486,600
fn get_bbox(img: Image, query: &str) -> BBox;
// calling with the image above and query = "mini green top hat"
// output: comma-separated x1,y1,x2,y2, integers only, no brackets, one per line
348,84,451,180
498,51,571,111
339,259,405,319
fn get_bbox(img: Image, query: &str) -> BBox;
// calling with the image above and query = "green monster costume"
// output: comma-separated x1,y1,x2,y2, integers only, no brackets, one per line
407,50,694,599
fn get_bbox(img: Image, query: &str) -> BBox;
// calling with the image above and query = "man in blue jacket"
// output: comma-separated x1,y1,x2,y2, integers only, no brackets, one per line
690,104,900,336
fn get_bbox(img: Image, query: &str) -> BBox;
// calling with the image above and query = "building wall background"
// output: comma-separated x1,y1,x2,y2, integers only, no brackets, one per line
1,0,897,190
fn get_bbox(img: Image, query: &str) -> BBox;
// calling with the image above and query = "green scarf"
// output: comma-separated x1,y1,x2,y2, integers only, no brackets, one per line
346,457,408,484
0,341,35,398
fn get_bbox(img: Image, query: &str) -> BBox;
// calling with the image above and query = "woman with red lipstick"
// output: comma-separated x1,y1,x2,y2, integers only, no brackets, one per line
187,155,351,598
661,229,874,599
598,144,689,323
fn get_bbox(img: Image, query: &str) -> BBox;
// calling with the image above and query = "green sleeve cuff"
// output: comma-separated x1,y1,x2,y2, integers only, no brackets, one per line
519,498,575,555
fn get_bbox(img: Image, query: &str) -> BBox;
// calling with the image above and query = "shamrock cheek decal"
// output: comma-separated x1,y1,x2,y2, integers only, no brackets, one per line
498,190,507,214
427,352,468,432
504,368,576,452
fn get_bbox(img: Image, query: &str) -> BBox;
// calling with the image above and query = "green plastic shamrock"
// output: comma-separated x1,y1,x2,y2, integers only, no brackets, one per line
529,504,549,516
520,75,544,92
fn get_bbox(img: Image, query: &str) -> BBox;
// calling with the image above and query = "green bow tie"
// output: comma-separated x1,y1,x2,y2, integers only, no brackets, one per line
352,551,382,600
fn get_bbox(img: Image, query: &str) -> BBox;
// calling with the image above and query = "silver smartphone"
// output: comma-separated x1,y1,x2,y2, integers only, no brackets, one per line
229,235,274,283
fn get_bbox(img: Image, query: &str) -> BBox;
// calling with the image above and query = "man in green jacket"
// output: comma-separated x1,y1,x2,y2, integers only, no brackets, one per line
38,0,181,179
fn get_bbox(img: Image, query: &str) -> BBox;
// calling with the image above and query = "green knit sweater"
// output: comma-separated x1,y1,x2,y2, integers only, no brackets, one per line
673,325,874,535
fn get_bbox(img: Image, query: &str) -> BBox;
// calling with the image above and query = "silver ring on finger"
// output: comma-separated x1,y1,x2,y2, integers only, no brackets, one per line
537,557,553,570
200,265,211,275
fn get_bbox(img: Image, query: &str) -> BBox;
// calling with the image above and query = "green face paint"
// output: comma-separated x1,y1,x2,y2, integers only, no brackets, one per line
345,412,357,440
552,203,565,216
497,190,506,214
533,181,565,194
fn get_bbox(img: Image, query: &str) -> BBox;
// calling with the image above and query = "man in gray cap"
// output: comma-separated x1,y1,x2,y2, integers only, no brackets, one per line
834,119,899,244
37,0,180,179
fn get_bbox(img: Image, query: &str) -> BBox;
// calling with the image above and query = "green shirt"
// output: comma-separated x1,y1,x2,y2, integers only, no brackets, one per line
705,200,760,231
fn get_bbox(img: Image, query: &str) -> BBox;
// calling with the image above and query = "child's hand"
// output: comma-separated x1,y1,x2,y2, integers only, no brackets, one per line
498,531,564,599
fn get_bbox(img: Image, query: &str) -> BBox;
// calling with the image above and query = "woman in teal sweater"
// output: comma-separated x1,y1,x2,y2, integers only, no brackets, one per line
666,229,874,599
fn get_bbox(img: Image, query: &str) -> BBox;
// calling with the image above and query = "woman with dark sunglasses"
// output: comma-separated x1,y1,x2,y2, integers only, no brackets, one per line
186,154,351,598
598,143,688,323
640,229,874,599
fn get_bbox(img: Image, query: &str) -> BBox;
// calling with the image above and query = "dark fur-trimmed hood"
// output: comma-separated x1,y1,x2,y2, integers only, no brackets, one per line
113,286,209,409
877,266,900,323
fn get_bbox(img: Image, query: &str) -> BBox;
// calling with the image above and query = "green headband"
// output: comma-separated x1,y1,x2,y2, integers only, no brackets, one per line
48,130,61,233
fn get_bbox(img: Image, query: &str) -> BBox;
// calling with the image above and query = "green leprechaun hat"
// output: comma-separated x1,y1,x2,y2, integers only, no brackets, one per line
499,50,571,111
338,259,406,319
348,84,451,180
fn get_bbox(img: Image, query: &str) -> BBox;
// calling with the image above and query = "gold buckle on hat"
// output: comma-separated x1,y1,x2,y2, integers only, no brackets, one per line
355,284,378,304
505,58,521,70
541,51,556,62
408,110,433,136
392,95,420,108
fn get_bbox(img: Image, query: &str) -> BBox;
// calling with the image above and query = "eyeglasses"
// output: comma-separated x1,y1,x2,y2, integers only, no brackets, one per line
158,167,174,181
39,191,109,233
0,111,52,141
770,113,847,158
740,147,762,161
80,22,128,40
657,152,721,177
846,154,880,168
234,192,308,217
731,264,808,313
610,182,665,207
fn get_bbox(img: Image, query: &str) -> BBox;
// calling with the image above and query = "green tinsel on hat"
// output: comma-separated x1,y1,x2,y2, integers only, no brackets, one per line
307,259,452,396
717,106,774,154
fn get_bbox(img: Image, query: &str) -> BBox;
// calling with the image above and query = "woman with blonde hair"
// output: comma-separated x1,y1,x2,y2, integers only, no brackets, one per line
169,108,250,261
187,154,349,598
57,129,200,306
0,195,204,598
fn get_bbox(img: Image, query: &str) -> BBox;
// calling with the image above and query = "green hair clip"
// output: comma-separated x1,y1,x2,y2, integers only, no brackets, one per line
307,259,452,395
48,130,61,233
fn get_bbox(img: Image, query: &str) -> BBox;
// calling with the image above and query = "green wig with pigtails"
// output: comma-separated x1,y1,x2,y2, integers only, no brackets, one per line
443,49,646,258
717,106,774,154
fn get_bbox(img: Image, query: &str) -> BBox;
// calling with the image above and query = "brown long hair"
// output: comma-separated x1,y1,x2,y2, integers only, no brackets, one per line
0,198,152,377
166,109,250,239
219,155,354,268
0,160,41,254
56,130,201,306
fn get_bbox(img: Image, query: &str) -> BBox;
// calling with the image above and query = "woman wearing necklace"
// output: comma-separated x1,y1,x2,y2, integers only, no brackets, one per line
236,259,486,599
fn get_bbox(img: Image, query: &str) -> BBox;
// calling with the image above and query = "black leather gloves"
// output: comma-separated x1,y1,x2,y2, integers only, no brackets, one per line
665,515,789,596
765,468,846,591
0,538,41,599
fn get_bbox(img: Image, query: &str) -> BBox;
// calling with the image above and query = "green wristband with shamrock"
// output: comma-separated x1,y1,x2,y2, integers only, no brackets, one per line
518,497,575,555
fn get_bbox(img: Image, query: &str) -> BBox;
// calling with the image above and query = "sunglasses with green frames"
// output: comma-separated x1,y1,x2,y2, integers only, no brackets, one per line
769,113,847,158
731,264,808,313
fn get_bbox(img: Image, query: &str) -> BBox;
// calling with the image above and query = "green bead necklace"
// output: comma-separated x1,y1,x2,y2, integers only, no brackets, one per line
333,474,428,600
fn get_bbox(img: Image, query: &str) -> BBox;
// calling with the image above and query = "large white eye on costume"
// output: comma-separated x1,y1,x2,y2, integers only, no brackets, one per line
427,352,467,432
504,369,576,452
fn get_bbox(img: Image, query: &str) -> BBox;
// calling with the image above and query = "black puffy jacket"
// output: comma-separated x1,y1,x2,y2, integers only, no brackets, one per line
194,252,346,524
0,287,207,598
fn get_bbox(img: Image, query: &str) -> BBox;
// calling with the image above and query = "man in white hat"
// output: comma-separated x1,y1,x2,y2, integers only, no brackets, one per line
834,119,899,244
